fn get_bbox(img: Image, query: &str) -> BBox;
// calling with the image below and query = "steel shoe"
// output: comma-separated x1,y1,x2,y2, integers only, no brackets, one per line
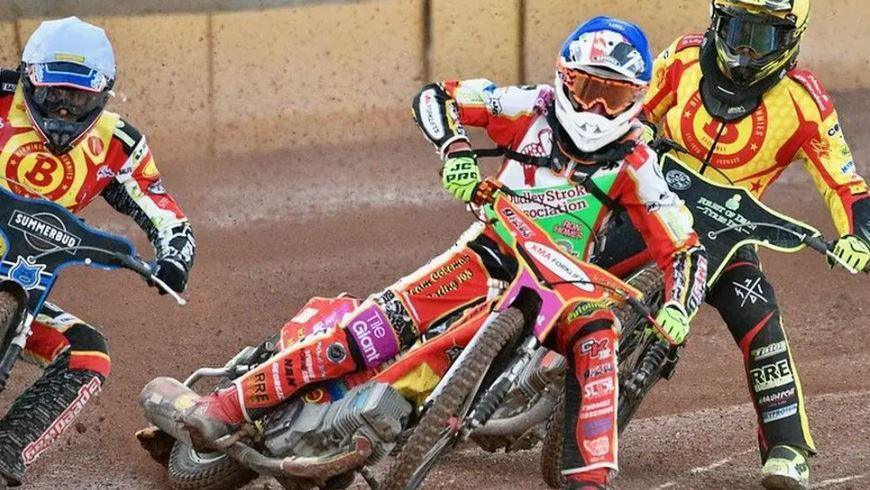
762,445,810,490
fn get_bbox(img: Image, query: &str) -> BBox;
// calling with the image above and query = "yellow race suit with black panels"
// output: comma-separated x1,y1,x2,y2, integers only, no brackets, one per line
605,33,870,460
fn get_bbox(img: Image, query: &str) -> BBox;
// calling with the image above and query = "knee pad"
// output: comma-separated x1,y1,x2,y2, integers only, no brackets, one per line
64,324,111,377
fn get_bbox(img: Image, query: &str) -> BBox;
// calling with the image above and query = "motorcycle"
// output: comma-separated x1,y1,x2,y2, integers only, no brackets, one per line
536,150,867,488
137,178,665,490
0,183,185,393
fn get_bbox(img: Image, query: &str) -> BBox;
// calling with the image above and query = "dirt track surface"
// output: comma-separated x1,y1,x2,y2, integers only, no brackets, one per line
1,90,869,489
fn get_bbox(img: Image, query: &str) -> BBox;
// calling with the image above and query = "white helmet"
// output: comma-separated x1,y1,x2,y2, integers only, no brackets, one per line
554,17,653,155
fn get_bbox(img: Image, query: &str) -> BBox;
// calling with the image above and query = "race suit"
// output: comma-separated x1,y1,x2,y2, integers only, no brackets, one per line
213,79,706,479
0,68,195,484
597,34,870,460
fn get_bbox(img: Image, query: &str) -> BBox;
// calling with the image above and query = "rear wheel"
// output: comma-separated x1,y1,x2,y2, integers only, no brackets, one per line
382,308,525,490
167,440,257,490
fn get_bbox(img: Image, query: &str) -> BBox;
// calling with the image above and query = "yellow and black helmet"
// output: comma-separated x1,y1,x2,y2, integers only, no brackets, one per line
711,0,809,86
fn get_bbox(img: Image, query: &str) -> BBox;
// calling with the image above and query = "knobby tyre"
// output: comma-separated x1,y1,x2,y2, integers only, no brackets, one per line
382,308,526,490
0,290,19,349
167,440,257,490
539,388,565,489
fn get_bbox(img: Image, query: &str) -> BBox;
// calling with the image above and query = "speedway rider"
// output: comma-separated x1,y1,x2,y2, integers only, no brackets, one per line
177,17,706,489
595,1,870,488
0,18,194,486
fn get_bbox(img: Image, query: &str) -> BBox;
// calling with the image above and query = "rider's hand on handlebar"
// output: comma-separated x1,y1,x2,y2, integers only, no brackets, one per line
650,301,691,346
829,235,870,273
640,121,657,145
150,258,189,294
441,144,481,203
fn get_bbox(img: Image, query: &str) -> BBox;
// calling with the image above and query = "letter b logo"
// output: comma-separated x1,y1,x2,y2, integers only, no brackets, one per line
24,156,59,187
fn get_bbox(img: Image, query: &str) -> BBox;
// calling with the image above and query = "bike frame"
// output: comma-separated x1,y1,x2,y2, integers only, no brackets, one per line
426,180,643,407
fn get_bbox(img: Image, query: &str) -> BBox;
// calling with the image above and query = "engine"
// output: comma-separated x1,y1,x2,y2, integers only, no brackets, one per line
262,382,412,465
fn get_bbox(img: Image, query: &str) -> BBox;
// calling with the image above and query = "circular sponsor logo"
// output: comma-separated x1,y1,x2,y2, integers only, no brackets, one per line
6,142,75,200
303,388,325,404
327,343,347,363
665,169,692,191
680,91,767,169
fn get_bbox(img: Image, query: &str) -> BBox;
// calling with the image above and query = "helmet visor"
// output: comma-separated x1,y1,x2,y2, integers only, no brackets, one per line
716,8,796,60
30,85,105,120
559,67,645,117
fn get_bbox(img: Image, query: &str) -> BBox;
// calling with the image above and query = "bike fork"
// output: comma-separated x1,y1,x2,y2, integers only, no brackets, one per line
463,336,540,437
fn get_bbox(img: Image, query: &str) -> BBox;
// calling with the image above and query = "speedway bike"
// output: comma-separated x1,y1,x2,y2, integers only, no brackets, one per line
136,177,666,490
537,150,866,488
0,183,185,394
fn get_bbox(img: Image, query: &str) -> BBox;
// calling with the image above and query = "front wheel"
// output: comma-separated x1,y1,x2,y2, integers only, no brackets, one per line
382,308,526,490
167,440,257,490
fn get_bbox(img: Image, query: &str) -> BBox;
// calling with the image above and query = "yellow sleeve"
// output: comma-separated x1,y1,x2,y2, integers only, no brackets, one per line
796,102,869,237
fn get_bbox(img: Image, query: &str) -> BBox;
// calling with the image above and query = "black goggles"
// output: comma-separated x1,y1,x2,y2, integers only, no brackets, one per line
715,8,796,59
31,85,106,119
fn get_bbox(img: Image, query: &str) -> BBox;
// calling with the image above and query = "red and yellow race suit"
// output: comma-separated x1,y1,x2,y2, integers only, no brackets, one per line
202,79,706,481
0,68,194,477
638,34,870,458
0,68,194,377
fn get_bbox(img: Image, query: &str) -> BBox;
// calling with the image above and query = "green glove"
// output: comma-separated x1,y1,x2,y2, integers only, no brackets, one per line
830,235,870,272
441,151,481,202
650,301,690,346
641,121,657,144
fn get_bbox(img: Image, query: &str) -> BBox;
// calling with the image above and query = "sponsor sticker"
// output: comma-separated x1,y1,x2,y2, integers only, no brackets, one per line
582,436,611,458
583,378,615,399
583,418,614,437
579,338,611,360
758,387,796,408
9,210,81,254
761,403,798,423
525,241,594,291
751,359,793,392
733,277,768,307
583,363,614,379
23,377,101,464
346,304,399,369
751,341,787,361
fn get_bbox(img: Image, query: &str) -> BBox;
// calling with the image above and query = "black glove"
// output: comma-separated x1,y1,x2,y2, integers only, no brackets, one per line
151,257,188,294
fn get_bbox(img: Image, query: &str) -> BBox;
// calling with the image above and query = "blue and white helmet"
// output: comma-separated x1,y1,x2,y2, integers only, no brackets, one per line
20,17,116,154
555,17,653,153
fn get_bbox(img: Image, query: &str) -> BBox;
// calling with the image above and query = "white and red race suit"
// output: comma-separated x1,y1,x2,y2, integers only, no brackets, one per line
196,78,706,483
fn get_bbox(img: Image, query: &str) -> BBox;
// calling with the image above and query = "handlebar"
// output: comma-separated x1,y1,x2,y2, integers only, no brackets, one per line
109,253,187,306
803,235,868,275
34,245,187,306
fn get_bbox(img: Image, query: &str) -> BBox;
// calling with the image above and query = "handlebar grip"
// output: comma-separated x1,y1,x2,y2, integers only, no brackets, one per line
803,235,831,255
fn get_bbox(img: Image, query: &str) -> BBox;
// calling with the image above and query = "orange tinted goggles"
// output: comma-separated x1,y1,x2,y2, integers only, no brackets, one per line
560,68,645,116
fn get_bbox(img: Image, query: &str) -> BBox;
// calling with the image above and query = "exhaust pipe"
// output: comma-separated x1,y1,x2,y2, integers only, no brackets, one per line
139,377,375,482
138,377,198,446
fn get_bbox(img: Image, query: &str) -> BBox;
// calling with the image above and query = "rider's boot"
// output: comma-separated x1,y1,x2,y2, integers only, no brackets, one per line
182,325,362,448
761,445,810,490
564,469,611,489
0,352,104,486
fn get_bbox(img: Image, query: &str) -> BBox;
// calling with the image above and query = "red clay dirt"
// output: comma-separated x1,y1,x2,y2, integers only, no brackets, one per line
1,91,868,489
